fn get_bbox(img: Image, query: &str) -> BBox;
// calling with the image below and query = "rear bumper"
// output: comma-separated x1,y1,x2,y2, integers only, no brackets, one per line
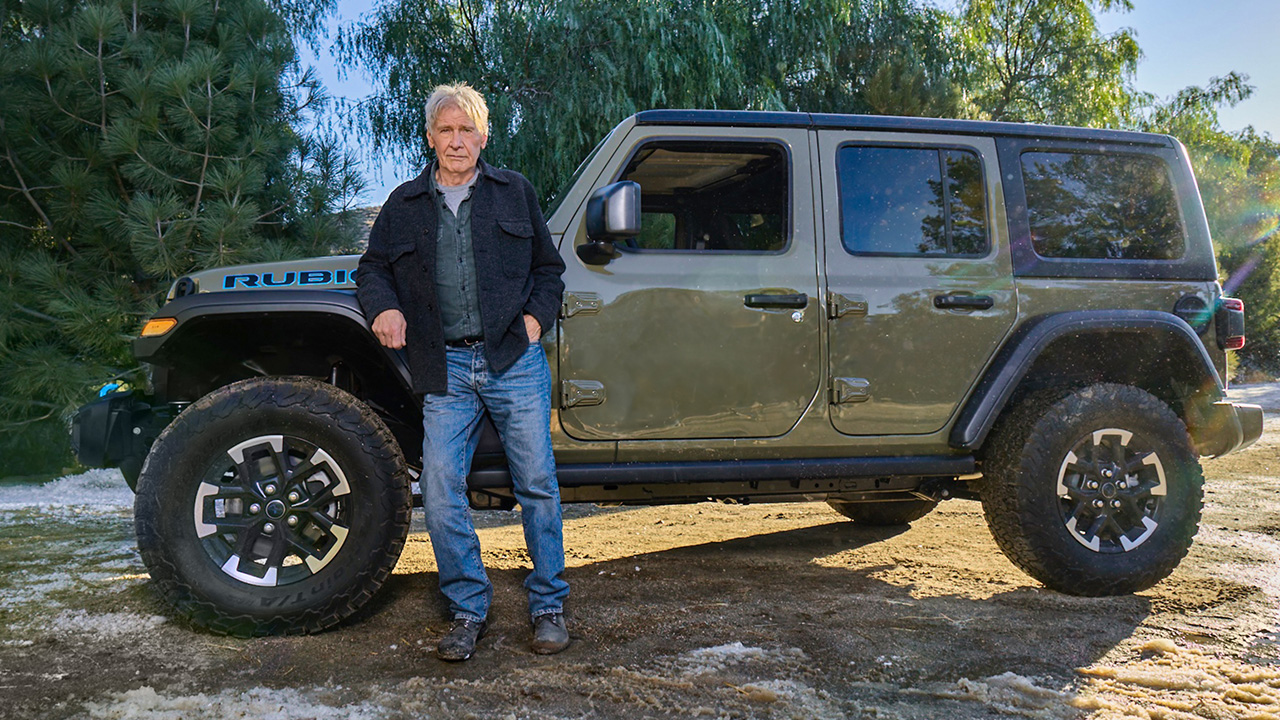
1189,400,1264,457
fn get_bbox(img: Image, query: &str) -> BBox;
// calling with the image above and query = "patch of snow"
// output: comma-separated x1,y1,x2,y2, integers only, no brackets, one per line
0,572,77,610
735,679,849,717
0,469,132,518
684,642,767,661
44,610,166,638
84,686,385,720
73,542,138,560
937,672,1077,719
674,642,806,675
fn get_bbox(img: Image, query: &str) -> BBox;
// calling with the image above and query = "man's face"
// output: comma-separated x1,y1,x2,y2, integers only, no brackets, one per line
427,102,487,179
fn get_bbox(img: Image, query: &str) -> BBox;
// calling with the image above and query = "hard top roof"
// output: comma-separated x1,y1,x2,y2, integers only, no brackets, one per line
633,109,1172,147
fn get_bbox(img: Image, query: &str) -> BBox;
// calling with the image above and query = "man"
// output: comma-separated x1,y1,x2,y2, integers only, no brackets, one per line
356,82,569,661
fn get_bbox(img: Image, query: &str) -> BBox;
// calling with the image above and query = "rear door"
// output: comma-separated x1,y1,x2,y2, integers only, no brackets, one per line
818,131,1017,435
557,126,820,441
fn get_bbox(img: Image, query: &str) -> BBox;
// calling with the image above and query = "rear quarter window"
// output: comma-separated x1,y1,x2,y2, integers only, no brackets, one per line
1021,151,1185,261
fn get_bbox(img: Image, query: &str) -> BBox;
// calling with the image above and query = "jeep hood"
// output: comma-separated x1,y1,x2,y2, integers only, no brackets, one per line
168,255,362,300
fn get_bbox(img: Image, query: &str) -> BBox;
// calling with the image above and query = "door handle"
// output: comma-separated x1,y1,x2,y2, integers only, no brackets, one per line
745,293,808,309
934,294,994,311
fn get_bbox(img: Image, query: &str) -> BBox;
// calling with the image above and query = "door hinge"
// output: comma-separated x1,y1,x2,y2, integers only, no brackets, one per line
561,291,602,319
830,377,871,405
562,379,606,409
828,292,868,319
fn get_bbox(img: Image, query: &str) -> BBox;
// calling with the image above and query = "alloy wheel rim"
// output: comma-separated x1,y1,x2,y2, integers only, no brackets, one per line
1055,427,1167,554
193,434,351,586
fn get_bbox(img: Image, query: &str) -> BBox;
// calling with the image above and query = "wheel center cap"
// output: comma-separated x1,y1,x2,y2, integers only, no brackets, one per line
266,500,287,518
1100,483,1118,499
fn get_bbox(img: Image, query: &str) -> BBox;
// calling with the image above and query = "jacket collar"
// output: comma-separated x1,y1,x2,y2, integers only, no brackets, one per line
403,157,507,200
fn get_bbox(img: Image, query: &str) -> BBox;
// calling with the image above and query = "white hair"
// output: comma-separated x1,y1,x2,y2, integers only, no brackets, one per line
424,82,490,136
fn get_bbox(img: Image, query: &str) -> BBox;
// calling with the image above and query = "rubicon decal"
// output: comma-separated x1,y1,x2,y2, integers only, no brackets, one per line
222,270,355,290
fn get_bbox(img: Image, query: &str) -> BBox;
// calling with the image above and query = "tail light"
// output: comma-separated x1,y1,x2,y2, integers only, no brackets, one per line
1216,297,1246,351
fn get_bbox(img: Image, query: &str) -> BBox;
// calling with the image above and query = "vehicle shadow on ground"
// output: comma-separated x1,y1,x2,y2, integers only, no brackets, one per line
302,520,1153,692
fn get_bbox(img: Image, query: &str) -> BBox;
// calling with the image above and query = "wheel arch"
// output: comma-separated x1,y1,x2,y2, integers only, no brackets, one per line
952,311,1225,454
134,291,422,459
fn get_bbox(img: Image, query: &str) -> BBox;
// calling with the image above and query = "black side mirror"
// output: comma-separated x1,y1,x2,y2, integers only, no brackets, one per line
575,240,617,266
578,181,640,265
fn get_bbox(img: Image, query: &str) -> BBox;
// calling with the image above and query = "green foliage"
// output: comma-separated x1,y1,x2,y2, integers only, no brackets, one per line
336,0,976,206
338,0,1147,203
1136,75,1280,376
957,0,1140,126
0,0,361,474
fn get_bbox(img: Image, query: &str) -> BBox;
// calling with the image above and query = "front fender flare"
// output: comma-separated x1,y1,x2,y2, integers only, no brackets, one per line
133,290,411,391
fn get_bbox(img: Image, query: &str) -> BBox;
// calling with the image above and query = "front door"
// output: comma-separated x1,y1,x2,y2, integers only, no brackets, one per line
558,127,820,441
818,132,1017,436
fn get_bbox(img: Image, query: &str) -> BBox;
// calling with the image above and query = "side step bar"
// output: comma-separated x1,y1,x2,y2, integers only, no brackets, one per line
467,455,976,489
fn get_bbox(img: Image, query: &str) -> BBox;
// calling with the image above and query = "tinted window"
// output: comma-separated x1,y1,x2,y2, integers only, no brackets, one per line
1021,151,1185,260
618,143,788,252
838,146,988,256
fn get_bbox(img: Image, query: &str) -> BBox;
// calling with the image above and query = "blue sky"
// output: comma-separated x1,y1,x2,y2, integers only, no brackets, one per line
1096,0,1280,134
307,0,1280,205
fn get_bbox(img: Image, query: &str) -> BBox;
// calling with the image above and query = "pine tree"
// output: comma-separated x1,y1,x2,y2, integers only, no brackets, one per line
0,0,361,475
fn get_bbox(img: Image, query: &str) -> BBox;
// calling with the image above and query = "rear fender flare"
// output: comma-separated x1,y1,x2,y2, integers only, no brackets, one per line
950,310,1223,451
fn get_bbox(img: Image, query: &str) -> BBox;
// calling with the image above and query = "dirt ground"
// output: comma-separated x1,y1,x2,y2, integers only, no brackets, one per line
1,387,1278,719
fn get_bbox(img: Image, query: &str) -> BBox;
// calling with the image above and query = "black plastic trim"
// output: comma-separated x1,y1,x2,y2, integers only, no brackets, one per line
133,290,411,391
949,310,1224,451
71,390,177,488
1195,401,1263,457
72,391,141,468
634,110,1173,146
636,110,815,129
468,455,975,489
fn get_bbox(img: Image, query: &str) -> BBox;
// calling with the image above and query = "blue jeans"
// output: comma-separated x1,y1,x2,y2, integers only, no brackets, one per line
421,342,569,622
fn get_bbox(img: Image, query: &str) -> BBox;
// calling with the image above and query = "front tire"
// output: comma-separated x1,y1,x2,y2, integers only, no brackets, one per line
979,384,1203,596
135,377,412,636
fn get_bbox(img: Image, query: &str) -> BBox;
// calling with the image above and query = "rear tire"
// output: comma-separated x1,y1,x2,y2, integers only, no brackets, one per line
827,498,938,526
979,383,1203,596
135,377,411,636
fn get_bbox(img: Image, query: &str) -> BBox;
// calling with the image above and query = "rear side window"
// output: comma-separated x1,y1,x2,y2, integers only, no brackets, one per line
1021,151,1185,260
837,146,988,257
618,142,788,252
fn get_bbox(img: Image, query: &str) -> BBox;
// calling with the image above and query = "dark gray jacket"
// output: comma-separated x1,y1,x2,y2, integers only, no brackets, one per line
356,159,566,394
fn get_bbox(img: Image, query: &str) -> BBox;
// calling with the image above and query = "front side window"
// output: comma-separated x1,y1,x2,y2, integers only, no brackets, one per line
837,146,988,257
618,142,788,252
1021,151,1185,260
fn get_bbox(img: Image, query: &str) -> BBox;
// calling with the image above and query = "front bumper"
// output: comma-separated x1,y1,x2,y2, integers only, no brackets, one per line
72,391,176,489
1188,400,1264,458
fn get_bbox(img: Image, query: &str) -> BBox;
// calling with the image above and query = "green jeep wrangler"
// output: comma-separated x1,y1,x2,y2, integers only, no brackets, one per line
73,110,1263,636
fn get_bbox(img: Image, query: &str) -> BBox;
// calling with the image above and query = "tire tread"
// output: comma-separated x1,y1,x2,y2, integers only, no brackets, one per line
979,383,1203,596
135,377,411,637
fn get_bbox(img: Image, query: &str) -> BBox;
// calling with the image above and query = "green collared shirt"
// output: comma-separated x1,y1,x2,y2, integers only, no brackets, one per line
431,164,483,341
